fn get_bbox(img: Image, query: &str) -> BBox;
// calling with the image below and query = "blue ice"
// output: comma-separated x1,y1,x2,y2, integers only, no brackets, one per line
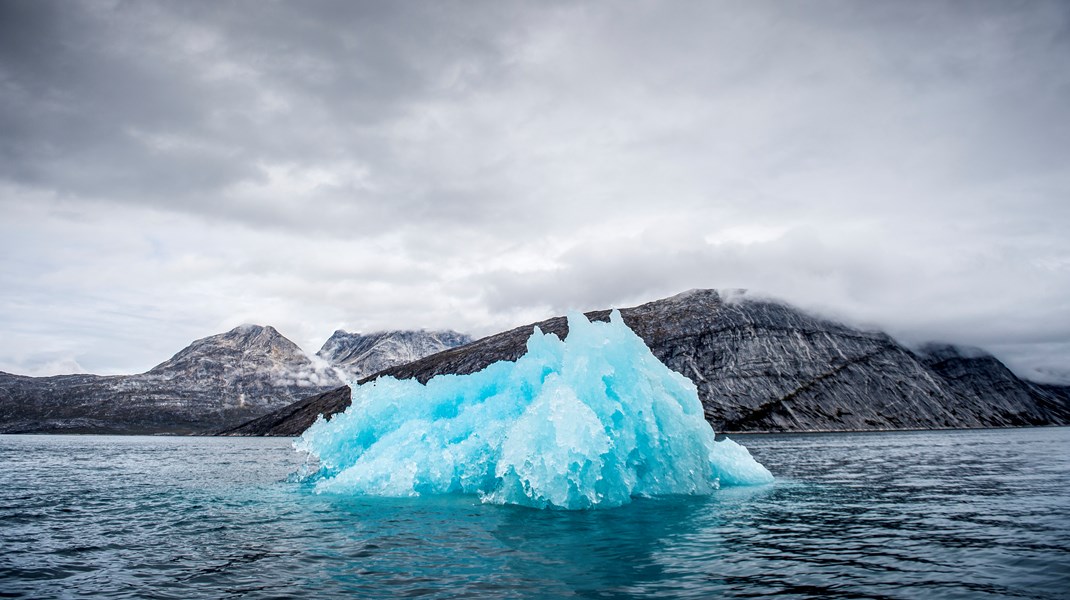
296,310,773,509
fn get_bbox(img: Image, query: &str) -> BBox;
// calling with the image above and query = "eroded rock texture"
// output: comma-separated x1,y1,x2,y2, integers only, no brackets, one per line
0,325,342,434
317,329,472,382
233,290,1070,435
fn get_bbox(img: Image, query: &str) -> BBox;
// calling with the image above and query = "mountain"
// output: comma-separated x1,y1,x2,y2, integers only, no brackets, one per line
225,289,1070,435
914,343,1070,426
317,329,472,382
218,385,353,437
0,325,342,434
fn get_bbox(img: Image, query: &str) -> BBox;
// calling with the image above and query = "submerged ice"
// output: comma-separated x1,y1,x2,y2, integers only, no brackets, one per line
296,310,773,509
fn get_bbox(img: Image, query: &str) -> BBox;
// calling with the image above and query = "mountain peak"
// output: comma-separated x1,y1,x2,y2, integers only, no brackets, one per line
229,323,271,334
0,323,344,434
317,328,473,381
148,323,310,376
221,323,284,340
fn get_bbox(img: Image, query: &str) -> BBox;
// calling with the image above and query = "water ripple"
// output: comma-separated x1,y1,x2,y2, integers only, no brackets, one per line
0,429,1067,599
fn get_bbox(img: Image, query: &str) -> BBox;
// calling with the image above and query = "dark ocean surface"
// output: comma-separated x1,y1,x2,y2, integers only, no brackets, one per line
1,428,1067,599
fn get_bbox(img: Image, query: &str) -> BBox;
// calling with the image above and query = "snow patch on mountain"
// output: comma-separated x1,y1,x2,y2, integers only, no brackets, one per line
316,329,473,382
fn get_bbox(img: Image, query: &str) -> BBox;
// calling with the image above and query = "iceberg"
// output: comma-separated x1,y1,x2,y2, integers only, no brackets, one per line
296,310,773,509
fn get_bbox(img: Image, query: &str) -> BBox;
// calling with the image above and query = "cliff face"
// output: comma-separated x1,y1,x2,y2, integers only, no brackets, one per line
915,344,1070,427
230,289,1070,435
0,325,342,434
7,290,1067,436
218,386,352,437
317,329,472,382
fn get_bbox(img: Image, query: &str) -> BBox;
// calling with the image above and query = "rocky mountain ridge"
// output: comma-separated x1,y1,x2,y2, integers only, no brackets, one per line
225,289,1070,436
0,325,343,433
317,329,472,382
0,323,478,434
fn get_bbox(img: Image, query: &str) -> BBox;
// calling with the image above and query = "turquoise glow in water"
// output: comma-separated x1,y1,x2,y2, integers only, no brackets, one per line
1,428,1068,599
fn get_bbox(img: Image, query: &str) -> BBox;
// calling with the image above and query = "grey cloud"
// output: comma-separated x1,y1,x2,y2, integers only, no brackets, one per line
472,224,1070,371
6,1,1066,237
0,0,540,233
1,1,1068,381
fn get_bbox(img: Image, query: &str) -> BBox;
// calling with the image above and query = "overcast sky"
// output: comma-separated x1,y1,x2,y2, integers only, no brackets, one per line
1,0,1068,382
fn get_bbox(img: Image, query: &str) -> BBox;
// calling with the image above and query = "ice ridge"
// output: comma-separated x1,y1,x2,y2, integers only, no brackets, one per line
296,310,773,509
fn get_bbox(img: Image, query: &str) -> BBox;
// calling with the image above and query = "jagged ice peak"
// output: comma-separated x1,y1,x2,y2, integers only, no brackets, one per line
296,309,773,509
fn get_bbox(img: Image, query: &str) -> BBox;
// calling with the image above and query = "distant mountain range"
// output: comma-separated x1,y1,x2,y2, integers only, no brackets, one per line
317,329,472,382
225,290,1070,436
4,289,1068,435
0,325,470,434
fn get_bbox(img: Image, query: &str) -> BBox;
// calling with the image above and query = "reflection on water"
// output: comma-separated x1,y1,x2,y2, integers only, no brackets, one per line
1,428,1067,599
490,496,704,595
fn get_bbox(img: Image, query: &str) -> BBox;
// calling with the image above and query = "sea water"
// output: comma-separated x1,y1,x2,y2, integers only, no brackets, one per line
2,428,1067,599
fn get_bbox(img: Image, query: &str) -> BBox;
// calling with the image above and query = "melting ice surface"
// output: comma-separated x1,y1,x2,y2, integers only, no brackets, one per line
296,310,773,509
